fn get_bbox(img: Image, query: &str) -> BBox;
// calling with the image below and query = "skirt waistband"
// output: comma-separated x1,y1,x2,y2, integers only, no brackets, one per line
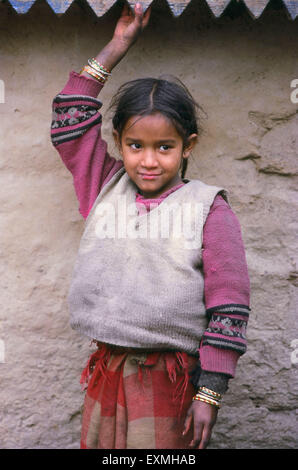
92,340,182,355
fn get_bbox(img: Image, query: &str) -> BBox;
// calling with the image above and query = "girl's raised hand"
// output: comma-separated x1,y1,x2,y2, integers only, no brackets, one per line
112,3,151,49
84,3,151,74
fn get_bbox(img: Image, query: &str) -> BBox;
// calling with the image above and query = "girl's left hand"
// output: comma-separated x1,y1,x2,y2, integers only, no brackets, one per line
182,401,218,449
112,3,151,50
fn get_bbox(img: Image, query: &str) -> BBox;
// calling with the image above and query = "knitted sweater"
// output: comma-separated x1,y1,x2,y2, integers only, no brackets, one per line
51,71,251,394
67,165,233,354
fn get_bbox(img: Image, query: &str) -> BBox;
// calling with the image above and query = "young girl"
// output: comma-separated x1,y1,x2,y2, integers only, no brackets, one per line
51,4,250,450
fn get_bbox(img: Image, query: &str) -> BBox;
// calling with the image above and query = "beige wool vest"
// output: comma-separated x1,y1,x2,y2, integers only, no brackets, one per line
67,166,228,355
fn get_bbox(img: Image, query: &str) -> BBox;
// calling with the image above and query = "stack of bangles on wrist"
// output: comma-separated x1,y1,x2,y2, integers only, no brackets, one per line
192,386,222,408
80,58,111,84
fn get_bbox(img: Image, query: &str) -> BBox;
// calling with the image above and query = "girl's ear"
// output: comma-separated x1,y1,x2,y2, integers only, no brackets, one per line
183,133,198,158
113,129,122,154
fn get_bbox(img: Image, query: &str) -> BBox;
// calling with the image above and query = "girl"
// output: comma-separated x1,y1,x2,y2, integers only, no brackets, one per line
51,4,250,449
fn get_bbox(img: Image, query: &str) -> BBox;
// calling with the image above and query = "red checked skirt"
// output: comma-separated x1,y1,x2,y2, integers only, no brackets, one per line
79,341,197,449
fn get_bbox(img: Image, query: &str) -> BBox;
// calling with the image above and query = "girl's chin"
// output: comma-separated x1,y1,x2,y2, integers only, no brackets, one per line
136,183,164,198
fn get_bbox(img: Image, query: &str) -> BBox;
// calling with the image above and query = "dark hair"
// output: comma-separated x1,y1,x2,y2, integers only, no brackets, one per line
107,75,207,179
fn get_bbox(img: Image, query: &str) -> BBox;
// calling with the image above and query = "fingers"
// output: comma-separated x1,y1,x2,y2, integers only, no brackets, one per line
189,421,204,448
198,426,212,450
134,3,143,21
183,403,214,449
134,3,151,29
182,412,192,437
120,3,131,17
142,5,151,28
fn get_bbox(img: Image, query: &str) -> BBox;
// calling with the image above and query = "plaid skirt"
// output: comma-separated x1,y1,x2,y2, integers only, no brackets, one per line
79,341,197,449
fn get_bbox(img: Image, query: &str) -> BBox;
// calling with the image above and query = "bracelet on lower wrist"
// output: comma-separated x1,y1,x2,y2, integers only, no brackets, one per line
192,386,222,408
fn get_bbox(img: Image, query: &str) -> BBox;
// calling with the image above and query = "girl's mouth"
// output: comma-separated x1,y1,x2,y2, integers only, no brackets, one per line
138,173,161,180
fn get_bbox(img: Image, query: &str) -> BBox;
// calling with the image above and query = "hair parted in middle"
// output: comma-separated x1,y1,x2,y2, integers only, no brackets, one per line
107,75,207,179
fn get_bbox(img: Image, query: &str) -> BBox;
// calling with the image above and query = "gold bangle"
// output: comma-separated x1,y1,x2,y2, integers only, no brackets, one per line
194,393,220,405
88,58,111,75
87,61,111,77
193,396,220,407
80,65,107,84
197,390,219,402
192,393,221,408
79,66,101,81
199,386,222,400
193,396,221,409
84,65,106,82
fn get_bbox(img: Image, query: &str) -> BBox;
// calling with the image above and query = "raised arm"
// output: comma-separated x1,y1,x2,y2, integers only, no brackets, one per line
81,3,151,80
50,4,151,219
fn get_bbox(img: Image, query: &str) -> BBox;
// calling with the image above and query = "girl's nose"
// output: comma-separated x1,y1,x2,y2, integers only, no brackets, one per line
141,149,158,168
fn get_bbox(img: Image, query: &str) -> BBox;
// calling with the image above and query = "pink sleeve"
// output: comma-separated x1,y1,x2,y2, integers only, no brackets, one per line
51,71,123,219
199,194,251,377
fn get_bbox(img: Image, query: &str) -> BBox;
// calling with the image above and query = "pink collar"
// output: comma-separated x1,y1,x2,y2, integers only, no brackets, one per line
135,182,186,214
136,182,185,202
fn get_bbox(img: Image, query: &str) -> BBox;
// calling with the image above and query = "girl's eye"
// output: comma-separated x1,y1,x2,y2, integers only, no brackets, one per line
128,143,171,151
130,143,141,150
160,145,170,151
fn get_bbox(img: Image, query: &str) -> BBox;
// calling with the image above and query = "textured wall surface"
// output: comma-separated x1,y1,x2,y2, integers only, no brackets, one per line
0,0,297,449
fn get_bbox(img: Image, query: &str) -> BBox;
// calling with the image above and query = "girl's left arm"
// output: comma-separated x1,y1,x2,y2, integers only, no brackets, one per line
183,193,251,449
200,193,251,377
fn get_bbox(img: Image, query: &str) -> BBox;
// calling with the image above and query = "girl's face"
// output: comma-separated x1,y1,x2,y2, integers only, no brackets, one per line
113,112,197,199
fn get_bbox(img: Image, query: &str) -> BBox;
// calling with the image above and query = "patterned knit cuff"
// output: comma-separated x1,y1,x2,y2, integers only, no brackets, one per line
61,71,104,98
203,304,250,356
